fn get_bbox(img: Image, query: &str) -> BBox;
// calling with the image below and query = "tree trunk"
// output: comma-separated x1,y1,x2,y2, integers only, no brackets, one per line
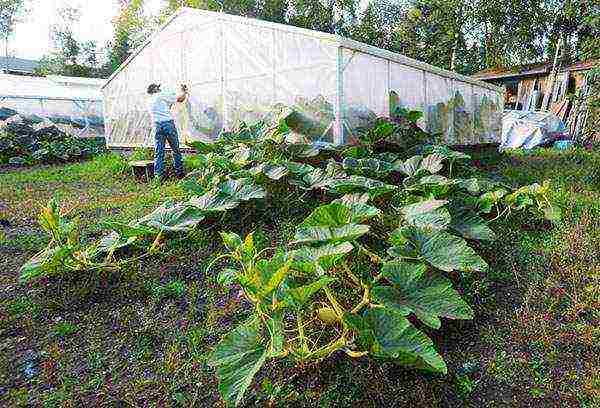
450,39,458,71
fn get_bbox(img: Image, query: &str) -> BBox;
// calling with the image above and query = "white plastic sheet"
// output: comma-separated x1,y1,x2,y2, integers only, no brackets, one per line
500,110,567,150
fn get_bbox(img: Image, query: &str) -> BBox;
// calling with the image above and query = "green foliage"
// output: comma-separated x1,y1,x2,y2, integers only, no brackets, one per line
0,124,105,166
18,110,556,407
150,279,187,300
53,322,78,337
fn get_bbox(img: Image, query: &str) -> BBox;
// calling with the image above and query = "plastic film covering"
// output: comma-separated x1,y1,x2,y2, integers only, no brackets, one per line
474,88,503,143
424,73,453,141
452,81,474,145
103,9,338,147
340,49,388,142
0,74,104,137
389,63,426,129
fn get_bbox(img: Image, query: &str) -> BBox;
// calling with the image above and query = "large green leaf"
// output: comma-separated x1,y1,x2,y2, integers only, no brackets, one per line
372,261,473,329
293,224,370,245
362,307,447,373
250,163,289,180
406,207,451,230
448,204,495,241
328,176,396,198
394,154,443,177
401,200,450,230
333,194,381,223
287,143,320,158
97,231,137,254
292,242,354,274
188,193,240,213
19,245,75,283
298,161,346,190
138,202,205,232
401,200,448,217
209,318,267,407
300,203,352,227
399,227,488,272
218,178,266,201
280,276,336,310
103,221,156,239
284,161,315,177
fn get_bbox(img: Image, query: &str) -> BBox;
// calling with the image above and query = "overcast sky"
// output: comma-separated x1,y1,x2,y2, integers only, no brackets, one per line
9,0,164,59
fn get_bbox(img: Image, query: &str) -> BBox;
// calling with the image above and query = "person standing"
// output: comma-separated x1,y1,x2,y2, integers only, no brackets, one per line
147,83,188,180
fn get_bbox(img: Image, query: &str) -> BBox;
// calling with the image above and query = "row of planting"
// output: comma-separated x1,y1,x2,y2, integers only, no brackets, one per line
20,111,557,407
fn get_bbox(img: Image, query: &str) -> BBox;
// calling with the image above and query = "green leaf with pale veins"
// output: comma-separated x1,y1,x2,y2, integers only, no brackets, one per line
188,193,240,213
293,224,370,245
334,195,381,223
448,204,495,241
401,200,448,217
250,163,289,180
401,200,450,230
399,226,488,272
329,176,396,198
363,307,447,373
209,318,267,407
372,261,473,329
218,178,266,201
292,242,354,274
137,202,205,232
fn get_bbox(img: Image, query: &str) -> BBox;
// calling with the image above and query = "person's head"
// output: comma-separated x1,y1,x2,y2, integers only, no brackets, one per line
147,83,161,95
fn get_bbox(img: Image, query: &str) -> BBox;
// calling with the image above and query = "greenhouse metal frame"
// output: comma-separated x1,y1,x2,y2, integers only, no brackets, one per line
102,7,504,148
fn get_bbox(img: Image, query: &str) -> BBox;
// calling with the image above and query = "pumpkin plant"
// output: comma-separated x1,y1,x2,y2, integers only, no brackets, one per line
18,109,559,408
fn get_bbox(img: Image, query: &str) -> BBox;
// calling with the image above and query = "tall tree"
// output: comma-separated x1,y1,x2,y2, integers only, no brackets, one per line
0,0,27,68
108,0,148,71
36,6,109,78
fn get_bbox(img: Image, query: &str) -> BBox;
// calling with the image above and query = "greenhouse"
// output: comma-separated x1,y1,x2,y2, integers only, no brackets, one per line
0,74,105,138
102,7,504,148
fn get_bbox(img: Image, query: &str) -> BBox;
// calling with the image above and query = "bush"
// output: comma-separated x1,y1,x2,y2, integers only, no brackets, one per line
0,119,106,166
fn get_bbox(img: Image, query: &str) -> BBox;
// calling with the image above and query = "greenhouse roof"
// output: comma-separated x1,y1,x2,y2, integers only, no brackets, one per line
0,73,103,101
102,7,502,93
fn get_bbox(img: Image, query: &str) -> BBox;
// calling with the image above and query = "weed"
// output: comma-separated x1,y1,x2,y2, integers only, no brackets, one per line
52,322,78,338
150,279,187,300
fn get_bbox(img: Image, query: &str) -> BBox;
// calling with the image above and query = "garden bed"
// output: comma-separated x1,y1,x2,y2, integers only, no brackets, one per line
1,141,599,406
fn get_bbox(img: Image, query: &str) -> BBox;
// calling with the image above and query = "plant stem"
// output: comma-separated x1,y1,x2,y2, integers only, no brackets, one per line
350,283,370,314
357,243,383,265
297,313,309,354
324,287,345,317
305,334,347,360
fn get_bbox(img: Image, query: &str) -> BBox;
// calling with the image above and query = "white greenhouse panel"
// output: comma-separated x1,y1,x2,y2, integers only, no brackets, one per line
389,63,426,128
183,24,221,84
425,73,453,141
225,22,274,81
453,81,474,145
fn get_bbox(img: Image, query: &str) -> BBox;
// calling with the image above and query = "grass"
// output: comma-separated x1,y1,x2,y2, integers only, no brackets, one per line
1,148,599,406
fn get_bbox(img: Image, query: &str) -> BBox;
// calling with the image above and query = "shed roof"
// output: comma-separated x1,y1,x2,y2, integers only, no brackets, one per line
472,60,598,81
103,7,502,93
0,57,40,74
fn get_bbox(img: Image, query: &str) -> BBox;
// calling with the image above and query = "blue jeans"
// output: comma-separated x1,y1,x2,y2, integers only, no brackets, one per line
154,120,184,177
